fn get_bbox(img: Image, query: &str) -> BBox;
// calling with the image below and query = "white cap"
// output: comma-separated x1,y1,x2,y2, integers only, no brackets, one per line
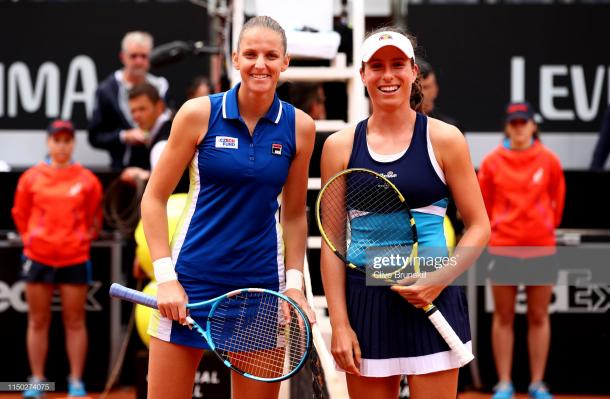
361,31,415,63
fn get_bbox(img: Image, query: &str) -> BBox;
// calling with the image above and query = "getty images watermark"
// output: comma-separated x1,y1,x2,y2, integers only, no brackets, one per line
367,250,459,285
363,246,610,288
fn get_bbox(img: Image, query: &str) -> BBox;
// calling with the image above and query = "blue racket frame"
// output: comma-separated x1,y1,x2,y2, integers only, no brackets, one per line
109,283,312,382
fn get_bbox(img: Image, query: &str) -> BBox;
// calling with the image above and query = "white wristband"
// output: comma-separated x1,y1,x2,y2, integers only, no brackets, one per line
153,257,177,284
285,269,304,291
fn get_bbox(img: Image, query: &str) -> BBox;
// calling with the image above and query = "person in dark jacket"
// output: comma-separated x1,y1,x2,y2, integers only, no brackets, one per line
119,83,173,184
417,59,464,133
88,31,169,170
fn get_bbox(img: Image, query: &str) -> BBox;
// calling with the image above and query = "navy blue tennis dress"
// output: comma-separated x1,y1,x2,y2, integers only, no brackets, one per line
345,114,471,376
148,83,296,349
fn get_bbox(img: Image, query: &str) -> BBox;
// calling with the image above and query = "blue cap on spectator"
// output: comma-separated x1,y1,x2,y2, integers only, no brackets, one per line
505,102,534,123
47,119,75,137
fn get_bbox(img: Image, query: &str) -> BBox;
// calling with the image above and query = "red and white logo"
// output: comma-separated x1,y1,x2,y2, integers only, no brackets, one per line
271,143,282,156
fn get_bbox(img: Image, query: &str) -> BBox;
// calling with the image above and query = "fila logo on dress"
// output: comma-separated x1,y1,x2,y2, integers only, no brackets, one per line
271,143,282,156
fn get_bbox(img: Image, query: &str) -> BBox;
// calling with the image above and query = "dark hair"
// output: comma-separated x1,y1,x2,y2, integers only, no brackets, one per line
288,83,324,114
361,26,423,113
128,83,161,103
417,59,434,79
238,16,287,55
186,76,211,99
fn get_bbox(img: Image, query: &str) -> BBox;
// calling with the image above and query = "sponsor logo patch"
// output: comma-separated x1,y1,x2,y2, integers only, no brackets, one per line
271,143,283,156
215,136,238,149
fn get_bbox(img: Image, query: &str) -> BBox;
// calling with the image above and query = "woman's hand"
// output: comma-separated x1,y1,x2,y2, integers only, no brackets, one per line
156,280,189,325
390,282,445,308
283,288,317,325
331,324,361,376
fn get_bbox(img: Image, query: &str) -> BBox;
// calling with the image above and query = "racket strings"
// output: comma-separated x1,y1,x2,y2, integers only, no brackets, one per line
213,298,305,361
234,300,306,375
320,172,415,271
210,291,308,378
212,299,298,369
212,310,295,375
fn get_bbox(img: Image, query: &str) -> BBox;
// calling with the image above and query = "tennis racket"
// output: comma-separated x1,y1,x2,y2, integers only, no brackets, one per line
109,283,312,382
315,168,473,366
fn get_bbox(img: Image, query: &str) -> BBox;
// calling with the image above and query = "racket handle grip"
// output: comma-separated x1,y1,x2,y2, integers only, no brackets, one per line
109,283,158,309
427,309,474,367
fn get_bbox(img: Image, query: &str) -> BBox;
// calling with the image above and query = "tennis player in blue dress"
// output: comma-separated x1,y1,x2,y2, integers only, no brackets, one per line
140,16,316,399
320,28,490,398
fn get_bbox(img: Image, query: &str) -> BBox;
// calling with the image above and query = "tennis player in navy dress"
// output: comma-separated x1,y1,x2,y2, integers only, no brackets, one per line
320,28,490,399
140,16,316,399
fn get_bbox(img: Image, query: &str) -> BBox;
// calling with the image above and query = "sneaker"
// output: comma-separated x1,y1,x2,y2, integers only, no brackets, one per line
528,382,553,399
22,376,45,398
67,379,87,397
492,381,514,399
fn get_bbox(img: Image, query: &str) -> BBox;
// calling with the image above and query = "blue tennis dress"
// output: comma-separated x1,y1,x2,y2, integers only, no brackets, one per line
148,83,297,349
344,114,472,376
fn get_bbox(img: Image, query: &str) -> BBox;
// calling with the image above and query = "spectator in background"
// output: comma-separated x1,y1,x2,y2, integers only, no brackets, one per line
478,102,565,399
120,82,173,184
417,59,464,132
88,31,170,170
186,76,212,100
12,120,103,398
288,82,327,120
418,59,464,237
119,83,180,280
590,104,610,170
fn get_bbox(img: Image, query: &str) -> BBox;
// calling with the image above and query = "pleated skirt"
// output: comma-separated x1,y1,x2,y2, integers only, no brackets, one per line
344,269,472,376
